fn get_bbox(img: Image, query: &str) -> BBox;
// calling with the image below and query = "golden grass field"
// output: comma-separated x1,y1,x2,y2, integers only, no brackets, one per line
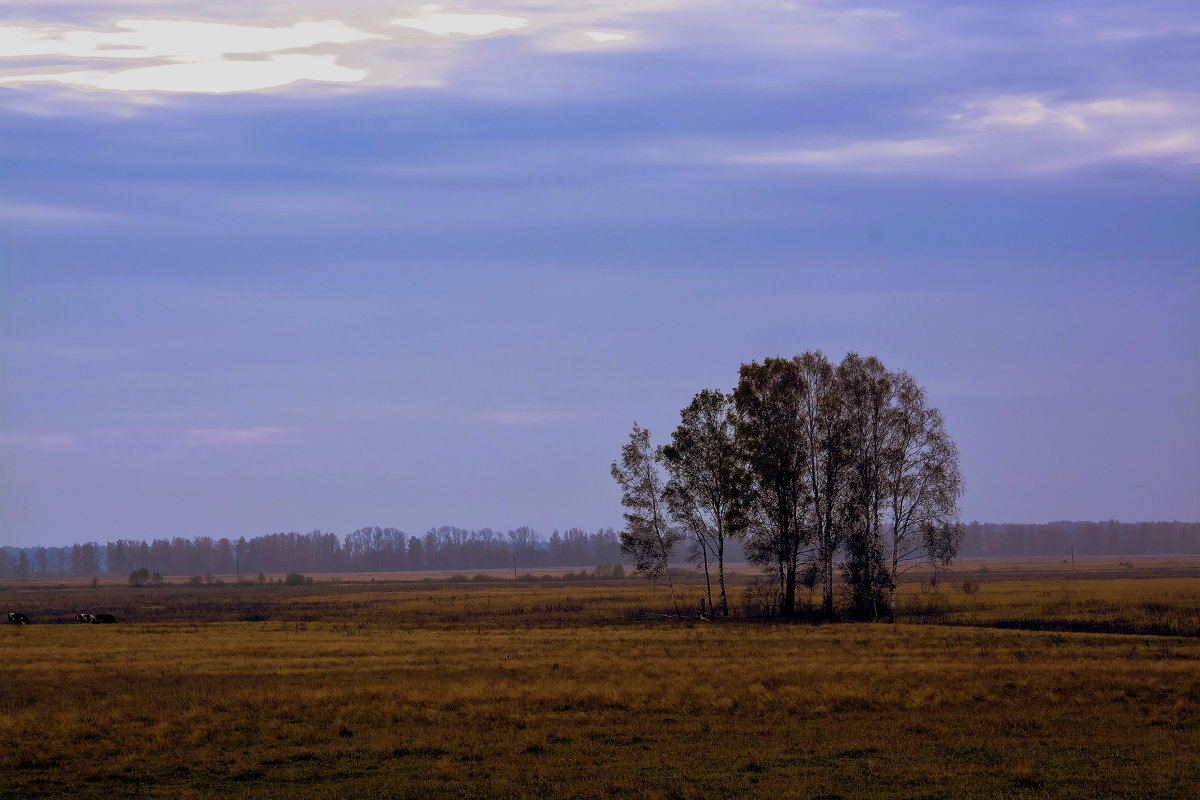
2,558,1198,799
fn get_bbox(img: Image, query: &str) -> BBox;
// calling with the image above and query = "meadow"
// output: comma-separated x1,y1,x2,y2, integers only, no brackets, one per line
2,559,1198,799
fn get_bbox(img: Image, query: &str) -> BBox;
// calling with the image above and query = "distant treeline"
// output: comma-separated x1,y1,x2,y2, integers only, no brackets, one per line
957,520,1200,558
0,526,623,579
0,521,1196,580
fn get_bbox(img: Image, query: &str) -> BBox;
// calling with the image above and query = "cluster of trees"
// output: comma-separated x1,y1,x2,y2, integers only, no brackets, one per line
614,351,963,621
0,526,623,579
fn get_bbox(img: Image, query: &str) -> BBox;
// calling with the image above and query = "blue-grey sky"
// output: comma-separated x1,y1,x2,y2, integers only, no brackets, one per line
1,1,1197,546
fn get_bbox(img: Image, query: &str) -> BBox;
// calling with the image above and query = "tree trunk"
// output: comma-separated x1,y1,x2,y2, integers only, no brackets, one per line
776,557,786,617
889,525,899,623
700,538,714,616
666,569,681,618
783,534,800,617
782,561,796,617
717,536,729,617
823,549,834,618
889,557,898,622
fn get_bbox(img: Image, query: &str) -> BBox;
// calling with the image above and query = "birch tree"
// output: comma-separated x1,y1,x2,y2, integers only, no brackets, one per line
839,353,894,619
612,423,683,616
662,389,746,616
882,371,964,621
795,351,852,618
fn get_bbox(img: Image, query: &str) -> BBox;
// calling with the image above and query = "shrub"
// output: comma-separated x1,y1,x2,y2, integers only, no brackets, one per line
284,572,306,586
800,563,820,591
188,575,204,585
149,572,165,586
742,575,781,617
128,567,151,587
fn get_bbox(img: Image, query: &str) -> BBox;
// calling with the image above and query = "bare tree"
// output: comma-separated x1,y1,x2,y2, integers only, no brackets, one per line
612,423,683,616
882,371,964,621
662,389,746,616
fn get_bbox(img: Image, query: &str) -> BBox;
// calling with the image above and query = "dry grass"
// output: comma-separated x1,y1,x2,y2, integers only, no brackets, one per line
2,559,1198,798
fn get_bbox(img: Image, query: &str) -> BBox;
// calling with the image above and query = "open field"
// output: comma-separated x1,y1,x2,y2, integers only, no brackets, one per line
2,559,1198,798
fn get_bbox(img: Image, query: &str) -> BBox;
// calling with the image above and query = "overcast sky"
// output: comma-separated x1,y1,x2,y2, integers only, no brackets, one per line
1,1,1197,546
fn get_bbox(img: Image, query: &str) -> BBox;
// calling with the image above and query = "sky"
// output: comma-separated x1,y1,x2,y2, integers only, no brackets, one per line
1,1,1197,547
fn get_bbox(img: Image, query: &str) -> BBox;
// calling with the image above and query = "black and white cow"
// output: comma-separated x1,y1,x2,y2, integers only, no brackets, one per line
75,613,95,623
91,613,117,624
8,612,31,624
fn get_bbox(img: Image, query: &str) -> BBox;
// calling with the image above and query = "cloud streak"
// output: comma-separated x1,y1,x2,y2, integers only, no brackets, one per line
0,19,377,93
391,6,529,37
0,201,119,223
722,91,1200,175
0,432,78,451
185,426,290,445
0,19,379,60
0,3,665,96
5,54,368,93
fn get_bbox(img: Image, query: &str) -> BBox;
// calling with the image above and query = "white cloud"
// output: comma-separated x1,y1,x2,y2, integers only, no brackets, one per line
3,1,895,100
961,95,1085,130
957,92,1200,170
584,31,627,44
186,426,289,444
2,54,367,93
723,91,1200,176
0,6,651,96
1112,131,1200,160
0,19,380,61
0,19,379,93
391,5,529,37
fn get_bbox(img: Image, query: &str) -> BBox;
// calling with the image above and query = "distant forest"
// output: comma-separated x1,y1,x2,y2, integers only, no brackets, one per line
956,520,1199,559
0,520,1196,580
0,526,623,580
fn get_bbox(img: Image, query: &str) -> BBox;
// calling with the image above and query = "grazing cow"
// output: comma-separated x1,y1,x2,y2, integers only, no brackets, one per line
91,613,117,624
8,612,31,624
75,613,95,623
